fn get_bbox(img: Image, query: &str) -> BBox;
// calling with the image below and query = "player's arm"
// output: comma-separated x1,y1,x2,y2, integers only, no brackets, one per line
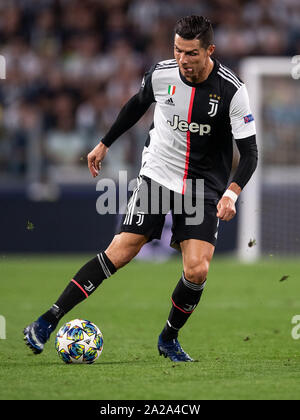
87,68,155,178
217,84,258,221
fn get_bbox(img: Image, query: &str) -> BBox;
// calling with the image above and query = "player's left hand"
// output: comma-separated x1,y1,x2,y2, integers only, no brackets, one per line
216,197,236,221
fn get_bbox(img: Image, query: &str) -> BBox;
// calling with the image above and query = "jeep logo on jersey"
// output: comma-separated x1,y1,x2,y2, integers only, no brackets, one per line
168,115,211,136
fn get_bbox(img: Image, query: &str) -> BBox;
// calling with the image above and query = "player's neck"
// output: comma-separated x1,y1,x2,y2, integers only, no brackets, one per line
186,57,214,84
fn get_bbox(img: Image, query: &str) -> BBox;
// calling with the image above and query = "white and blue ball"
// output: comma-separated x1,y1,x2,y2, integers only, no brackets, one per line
55,319,103,364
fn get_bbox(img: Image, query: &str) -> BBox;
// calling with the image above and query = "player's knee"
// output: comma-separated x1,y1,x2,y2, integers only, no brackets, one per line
105,233,147,269
116,247,138,267
184,259,209,284
106,244,135,269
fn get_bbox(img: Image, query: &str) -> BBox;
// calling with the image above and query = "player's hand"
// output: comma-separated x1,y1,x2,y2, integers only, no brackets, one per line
216,196,236,222
87,142,108,178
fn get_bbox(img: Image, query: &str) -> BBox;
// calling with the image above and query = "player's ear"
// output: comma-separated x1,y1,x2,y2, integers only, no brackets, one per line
207,44,215,56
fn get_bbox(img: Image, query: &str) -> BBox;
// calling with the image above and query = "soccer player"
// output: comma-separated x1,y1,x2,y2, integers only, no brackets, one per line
24,16,257,362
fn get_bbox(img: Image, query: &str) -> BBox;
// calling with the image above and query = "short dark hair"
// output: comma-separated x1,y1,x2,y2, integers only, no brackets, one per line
174,16,214,49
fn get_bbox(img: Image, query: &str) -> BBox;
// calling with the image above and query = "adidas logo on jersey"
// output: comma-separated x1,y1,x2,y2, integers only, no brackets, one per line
168,114,211,136
165,97,175,106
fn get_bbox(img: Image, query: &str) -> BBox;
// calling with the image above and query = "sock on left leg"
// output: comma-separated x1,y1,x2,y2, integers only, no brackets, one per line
161,273,206,341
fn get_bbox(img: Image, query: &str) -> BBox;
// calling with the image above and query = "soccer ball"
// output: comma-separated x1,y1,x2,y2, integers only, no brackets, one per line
55,319,103,364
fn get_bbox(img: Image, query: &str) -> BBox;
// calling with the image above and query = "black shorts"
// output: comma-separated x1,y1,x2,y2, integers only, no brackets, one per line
118,175,219,250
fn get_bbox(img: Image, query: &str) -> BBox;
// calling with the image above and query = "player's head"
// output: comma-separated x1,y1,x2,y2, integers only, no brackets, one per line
174,16,214,49
174,16,215,80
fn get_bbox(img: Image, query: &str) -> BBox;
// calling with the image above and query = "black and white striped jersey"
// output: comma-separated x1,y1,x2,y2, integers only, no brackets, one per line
137,57,256,199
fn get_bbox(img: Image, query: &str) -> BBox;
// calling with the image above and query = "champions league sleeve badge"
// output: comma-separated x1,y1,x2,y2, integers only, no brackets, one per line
243,114,254,124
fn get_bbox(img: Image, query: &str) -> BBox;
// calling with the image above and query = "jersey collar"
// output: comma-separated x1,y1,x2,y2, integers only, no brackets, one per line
178,57,219,88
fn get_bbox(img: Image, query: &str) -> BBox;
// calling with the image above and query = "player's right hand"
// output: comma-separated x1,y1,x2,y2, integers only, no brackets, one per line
87,142,108,178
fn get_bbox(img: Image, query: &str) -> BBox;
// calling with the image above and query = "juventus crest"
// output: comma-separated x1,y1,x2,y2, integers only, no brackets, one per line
136,211,145,226
208,94,221,117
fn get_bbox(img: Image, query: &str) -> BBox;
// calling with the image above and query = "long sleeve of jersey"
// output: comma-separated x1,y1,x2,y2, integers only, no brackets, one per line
232,135,258,189
229,84,258,189
101,68,155,147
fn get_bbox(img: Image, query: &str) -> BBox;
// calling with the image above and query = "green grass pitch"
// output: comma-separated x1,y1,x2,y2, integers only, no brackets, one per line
0,255,300,400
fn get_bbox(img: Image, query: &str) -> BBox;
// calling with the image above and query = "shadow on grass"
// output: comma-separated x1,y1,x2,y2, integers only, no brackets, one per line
6,358,156,367
7,357,199,367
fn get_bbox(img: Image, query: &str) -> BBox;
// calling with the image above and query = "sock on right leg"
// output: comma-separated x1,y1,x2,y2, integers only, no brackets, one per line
41,252,116,327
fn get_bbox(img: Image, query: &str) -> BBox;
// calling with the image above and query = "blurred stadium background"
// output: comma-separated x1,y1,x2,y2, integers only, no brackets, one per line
0,0,299,258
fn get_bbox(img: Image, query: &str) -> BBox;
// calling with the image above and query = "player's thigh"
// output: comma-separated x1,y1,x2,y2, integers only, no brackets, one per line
105,232,148,269
180,239,215,284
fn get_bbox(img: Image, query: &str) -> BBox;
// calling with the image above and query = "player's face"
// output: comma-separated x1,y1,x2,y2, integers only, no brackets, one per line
174,34,215,82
